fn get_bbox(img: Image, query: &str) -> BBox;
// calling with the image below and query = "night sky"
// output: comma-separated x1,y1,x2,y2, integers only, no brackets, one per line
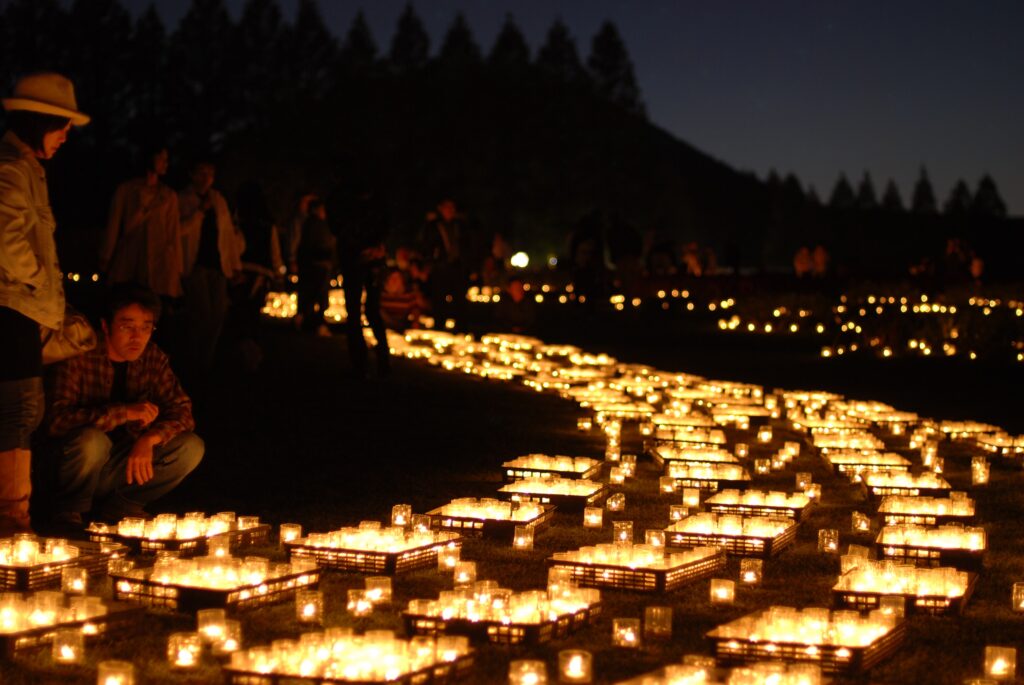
127,0,1023,215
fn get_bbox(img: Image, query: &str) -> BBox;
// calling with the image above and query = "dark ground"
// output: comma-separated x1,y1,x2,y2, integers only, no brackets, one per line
7,310,1024,684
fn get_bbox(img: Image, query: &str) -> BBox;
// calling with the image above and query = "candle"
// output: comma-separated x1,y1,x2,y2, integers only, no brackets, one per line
583,507,603,528
558,649,592,683
757,426,773,443
754,458,771,475
606,493,625,512
734,443,749,458
613,521,633,545
852,512,871,533
453,560,477,586
52,628,83,664
644,606,672,640
509,659,548,684
805,483,822,500
659,476,676,493
818,529,840,554
612,617,641,648
391,504,412,527
985,646,1016,680
167,632,202,669
279,523,302,544
645,529,666,548
411,514,432,533
212,619,241,655
795,472,812,491
879,596,905,619
197,608,227,642
347,589,373,616
61,567,88,595
972,457,990,486
96,660,135,685
513,526,534,550
365,576,392,604
710,578,735,604
207,534,231,558
682,488,700,508
740,558,763,585
296,589,323,624
608,467,625,485
669,505,689,522
1013,583,1024,612
577,417,592,432
438,546,460,571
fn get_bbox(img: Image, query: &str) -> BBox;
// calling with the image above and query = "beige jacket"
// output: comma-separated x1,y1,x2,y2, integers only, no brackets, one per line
0,131,64,330
99,178,183,297
178,186,244,278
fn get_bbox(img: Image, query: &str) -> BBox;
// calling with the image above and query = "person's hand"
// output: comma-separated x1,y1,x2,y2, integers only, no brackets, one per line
125,436,157,485
126,402,159,427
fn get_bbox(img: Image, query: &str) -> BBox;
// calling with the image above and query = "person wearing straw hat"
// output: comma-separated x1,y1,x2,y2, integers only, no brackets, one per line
0,72,89,535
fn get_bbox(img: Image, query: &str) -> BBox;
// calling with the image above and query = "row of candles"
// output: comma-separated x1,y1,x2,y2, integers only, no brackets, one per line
118,553,318,590
834,558,971,598
89,511,261,541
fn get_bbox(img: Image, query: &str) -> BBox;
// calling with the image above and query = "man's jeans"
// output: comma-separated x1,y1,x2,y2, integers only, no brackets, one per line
55,428,204,516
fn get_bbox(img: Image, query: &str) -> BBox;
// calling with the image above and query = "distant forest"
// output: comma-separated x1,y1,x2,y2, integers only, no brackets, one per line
1,0,1018,278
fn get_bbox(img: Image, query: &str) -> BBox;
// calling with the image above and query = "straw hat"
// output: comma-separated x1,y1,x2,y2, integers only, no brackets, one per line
3,73,90,126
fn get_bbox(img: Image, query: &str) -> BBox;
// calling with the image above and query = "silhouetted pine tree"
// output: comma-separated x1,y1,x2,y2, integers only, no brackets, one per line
488,14,530,72
880,179,904,212
855,172,878,210
0,0,69,87
339,10,378,73
782,173,804,201
911,166,937,213
536,18,588,84
587,21,644,116
944,179,972,215
765,169,782,188
971,175,1007,218
437,12,482,73
168,0,236,153
829,174,855,210
123,4,169,145
389,3,429,73
805,185,821,206
231,0,287,127
285,0,338,99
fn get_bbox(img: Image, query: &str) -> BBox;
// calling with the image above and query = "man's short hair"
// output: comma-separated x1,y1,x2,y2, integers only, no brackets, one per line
104,282,162,323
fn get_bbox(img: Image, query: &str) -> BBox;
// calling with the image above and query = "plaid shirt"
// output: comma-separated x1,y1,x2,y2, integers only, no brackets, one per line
47,339,194,445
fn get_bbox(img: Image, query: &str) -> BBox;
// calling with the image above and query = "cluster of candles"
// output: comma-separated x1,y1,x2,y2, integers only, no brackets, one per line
406,581,599,625
823,450,911,470
261,291,298,318
813,433,885,451
877,495,975,518
0,590,107,634
432,498,546,522
228,629,471,680
653,426,728,444
710,606,898,647
118,554,317,590
90,512,259,541
705,489,810,510
864,471,951,490
550,544,719,570
502,454,600,476
877,524,987,551
293,524,459,552
652,445,738,463
835,559,970,598
499,477,604,497
666,514,794,538
666,462,750,481
0,534,78,566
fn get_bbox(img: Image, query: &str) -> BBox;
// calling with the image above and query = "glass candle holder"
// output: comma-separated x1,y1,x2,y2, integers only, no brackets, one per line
61,567,88,595
197,608,228,642
805,483,822,500
972,458,990,486
453,560,476,586
818,528,840,553
365,576,392,604
167,632,202,669
237,515,259,530
985,646,1016,680
411,514,432,534
296,589,323,624
279,523,302,544
681,488,700,508
659,476,676,493
1013,583,1024,612
645,529,666,548
612,617,641,648
848,543,870,558
347,589,373,616
577,417,592,432
583,507,603,528
754,458,771,475
734,443,749,458
644,605,673,640
795,472,812,491
608,466,626,485
52,627,84,664
606,493,625,512
710,578,735,604
613,521,633,545
509,659,548,684
212,619,241,655
784,441,801,457
207,534,231,558
558,649,592,683
669,505,688,521
513,526,534,550
391,504,412,527
438,546,460,571
879,595,905,619
620,454,637,477
96,660,135,685
757,426,773,443
739,558,763,585
852,511,871,533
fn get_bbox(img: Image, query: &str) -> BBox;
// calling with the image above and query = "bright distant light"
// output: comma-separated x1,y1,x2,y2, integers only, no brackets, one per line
510,252,529,268
548,256,558,267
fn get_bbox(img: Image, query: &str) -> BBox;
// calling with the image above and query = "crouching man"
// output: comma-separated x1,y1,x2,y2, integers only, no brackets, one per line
48,283,203,526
